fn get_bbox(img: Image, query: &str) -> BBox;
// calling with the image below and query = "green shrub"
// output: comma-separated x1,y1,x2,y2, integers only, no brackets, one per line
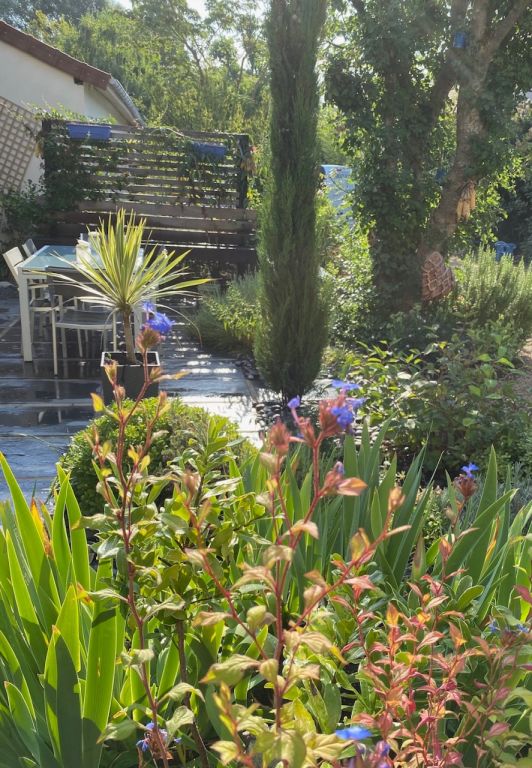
328,321,531,476
324,226,374,346
59,397,255,514
194,274,260,353
456,247,532,340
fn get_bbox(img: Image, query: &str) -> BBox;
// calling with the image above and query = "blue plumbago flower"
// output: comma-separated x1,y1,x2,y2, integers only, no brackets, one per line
488,619,499,633
142,301,156,314
347,397,367,411
336,725,372,740
461,462,479,478
331,406,354,430
136,738,150,752
146,311,175,335
287,396,301,409
136,722,175,753
331,379,361,391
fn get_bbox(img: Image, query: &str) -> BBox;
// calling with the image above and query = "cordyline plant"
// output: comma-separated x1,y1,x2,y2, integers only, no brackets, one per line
57,208,208,364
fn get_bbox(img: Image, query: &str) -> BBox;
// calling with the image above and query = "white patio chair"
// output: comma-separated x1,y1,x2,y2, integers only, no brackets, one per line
47,273,117,376
22,238,37,258
3,246,54,338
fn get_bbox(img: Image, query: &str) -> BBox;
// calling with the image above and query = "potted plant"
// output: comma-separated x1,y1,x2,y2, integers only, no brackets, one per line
58,209,207,402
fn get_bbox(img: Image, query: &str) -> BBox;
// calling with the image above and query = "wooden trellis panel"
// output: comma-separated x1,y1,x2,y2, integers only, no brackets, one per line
42,120,257,267
0,97,37,192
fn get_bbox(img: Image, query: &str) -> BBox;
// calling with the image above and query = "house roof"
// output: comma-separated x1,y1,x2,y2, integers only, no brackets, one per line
0,20,143,124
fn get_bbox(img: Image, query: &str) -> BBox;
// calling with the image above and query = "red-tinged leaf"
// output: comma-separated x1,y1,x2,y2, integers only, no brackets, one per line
493,687,511,702
345,575,375,591
305,569,327,586
439,538,452,559
337,476,368,496
456,527,479,541
476,637,492,656
291,520,319,539
463,701,480,717
408,582,423,598
426,595,448,609
330,596,350,609
159,371,189,381
419,632,445,647
514,585,532,606
384,525,411,538
449,623,466,648
487,722,509,738
386,603,400,627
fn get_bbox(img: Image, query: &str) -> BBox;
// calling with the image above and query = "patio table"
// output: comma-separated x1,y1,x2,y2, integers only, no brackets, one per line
18,245,144,362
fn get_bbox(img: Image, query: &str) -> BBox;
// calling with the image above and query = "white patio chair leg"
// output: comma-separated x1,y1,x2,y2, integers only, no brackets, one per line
51,314,58,376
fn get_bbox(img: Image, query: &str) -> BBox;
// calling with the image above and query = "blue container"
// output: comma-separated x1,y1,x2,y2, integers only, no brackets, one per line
453,31,468,49
494,241,517,261
67,123,111,141
191,141,227,161
435,168,447,185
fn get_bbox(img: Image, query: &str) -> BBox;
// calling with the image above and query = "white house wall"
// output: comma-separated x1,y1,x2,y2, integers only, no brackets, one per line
0,42,127,187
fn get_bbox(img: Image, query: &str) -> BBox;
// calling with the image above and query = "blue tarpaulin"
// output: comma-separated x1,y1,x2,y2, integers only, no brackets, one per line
320,164,354,221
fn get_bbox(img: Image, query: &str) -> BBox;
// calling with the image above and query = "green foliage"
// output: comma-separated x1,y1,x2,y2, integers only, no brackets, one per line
322,224,374,347
59,396,255,516
500,105,532,263
1,370,531,766
39,119,125,212
328,322,531,475
0,182,46,250
456,248,532,341
255,0,328,399
0,454,116,768
326,1,532,310
0,0,107,27
31,1,270,139
194,274,260,354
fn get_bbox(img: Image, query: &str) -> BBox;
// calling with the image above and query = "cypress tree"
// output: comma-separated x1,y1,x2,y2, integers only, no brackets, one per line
255,0,328,401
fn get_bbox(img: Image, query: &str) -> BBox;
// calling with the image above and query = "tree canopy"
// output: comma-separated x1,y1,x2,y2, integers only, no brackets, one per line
327,0,532,310
0,0,107,27
27,0,270,138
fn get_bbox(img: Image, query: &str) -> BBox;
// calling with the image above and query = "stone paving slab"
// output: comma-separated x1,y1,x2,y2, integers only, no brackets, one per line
0,290,262,502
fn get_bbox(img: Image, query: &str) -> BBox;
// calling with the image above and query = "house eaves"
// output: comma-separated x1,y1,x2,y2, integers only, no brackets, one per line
0,20,144,125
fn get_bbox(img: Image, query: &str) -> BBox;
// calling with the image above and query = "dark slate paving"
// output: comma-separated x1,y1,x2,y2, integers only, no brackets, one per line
0,289,260,502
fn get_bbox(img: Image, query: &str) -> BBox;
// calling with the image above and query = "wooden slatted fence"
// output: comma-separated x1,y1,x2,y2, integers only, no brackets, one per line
41,120,257,268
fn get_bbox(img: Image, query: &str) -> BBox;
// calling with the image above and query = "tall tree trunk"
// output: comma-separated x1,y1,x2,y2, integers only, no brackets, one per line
420,0,530,263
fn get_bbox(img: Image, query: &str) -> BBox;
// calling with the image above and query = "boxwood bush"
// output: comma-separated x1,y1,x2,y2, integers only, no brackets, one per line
59,397,256,514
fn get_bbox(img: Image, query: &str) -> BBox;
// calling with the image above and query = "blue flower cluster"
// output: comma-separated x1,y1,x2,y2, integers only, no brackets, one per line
488,619,529,634
461,462,479,479
136,722,181,754
142,302,175,336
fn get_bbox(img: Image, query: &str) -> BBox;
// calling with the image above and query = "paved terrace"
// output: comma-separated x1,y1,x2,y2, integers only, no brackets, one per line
0,284,262,501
